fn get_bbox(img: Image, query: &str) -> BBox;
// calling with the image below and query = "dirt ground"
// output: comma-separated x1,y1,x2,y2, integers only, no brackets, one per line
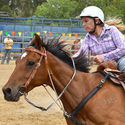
0,60,97,125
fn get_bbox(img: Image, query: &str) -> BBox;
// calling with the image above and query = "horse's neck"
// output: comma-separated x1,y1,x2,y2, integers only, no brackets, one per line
47,52,74,89
47,52,92,113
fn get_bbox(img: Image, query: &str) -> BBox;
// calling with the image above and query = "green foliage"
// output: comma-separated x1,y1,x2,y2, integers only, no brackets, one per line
1,5,13,16
81,0,125,23
35,0,80,19
0,0,125,24
0,0,10,8
8,0,47,17
103,5,123,19
34,0,125,23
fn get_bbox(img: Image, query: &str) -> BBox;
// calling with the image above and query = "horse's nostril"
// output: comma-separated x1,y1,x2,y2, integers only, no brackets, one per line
3,88,12,95
6,88,11,94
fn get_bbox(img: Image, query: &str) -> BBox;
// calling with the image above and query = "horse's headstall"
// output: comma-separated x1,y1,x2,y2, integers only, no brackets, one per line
25,47,47,57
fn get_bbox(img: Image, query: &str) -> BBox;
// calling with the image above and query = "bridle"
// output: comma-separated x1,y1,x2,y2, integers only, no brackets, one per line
20,46,77,114
21,46,85,124
20,46,79,123
23,47,47,89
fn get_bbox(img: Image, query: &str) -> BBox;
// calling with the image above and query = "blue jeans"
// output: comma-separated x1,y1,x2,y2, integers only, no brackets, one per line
1,49,11,64
117,56,125,72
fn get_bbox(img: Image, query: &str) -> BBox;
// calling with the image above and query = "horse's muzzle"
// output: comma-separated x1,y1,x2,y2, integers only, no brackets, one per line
2,86,25,102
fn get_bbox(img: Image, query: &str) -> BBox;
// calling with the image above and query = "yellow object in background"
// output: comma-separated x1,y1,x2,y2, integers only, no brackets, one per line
4,39,13,49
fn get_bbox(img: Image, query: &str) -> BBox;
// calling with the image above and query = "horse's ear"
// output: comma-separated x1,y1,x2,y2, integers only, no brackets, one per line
30,33,43,50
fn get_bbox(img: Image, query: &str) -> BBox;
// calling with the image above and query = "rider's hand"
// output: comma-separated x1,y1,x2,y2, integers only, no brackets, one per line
93,55,103,64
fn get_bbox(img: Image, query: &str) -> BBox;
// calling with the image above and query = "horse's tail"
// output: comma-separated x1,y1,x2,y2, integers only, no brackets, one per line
105,17,125,31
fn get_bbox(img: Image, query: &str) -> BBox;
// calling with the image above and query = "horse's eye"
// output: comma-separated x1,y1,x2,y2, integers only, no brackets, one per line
27,61,35,66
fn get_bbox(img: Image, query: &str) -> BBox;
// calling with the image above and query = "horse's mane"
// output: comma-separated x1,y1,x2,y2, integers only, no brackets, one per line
30,34,90,73
105,17,125,31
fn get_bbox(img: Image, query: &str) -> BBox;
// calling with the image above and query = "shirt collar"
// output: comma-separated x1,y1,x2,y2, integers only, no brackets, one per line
87,24,110,38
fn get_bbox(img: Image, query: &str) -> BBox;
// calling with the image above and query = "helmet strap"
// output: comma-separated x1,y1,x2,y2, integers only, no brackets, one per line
89,18,96,34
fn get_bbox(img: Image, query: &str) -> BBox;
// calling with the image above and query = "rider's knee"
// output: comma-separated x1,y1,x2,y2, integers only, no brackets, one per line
117,56,125,72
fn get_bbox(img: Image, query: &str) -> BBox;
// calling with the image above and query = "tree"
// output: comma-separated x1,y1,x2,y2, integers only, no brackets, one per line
80,0,125,23
0,0,124,25
9,0,47,17
35,0,81,19
32,0,47,13
1,5,13,16
0,0,10,9
34,0,125,24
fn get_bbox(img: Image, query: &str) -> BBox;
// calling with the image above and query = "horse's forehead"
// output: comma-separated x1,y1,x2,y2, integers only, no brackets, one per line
21,52,27,59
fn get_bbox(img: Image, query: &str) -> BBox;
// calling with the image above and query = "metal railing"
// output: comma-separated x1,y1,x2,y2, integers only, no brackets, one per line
0,16,86,33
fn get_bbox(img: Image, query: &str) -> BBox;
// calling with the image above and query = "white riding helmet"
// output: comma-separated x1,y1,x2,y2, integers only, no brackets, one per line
80,6,104,23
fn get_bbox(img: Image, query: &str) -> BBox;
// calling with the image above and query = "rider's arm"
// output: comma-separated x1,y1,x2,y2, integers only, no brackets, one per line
101,26,125,61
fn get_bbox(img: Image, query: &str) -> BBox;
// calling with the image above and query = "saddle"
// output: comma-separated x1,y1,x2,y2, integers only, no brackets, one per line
97,60,125,90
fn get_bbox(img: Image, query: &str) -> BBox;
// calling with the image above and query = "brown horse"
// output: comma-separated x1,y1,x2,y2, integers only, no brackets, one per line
2,34,125,125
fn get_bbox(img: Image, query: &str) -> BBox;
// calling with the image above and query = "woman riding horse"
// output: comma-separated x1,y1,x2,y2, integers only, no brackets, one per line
73,6,125,72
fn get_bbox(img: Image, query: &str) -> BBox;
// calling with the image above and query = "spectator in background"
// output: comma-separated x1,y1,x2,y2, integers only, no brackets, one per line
1,34,13,64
